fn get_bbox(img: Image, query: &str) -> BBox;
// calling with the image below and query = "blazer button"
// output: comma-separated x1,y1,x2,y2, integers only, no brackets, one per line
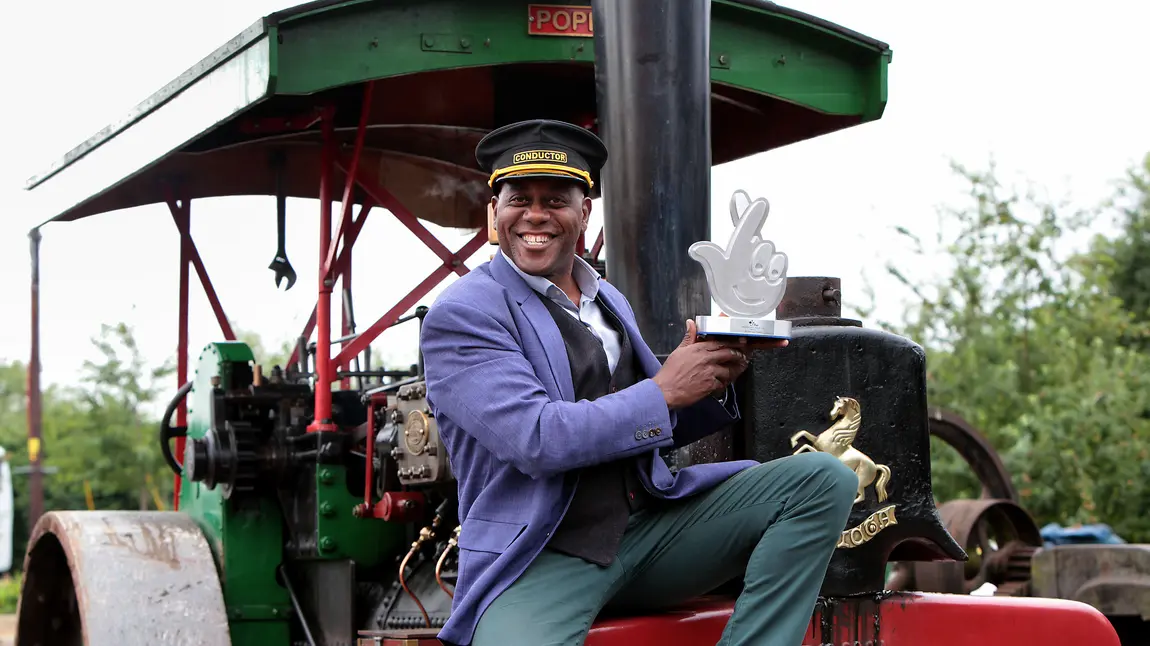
634,430,644,440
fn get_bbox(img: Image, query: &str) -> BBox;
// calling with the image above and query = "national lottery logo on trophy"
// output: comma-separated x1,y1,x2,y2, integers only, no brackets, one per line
688,190,791,339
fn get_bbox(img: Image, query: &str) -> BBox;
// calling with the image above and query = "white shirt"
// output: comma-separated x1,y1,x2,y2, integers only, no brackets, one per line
502,250,623,373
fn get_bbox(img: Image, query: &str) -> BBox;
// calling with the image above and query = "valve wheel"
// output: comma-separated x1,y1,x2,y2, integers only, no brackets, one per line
159,381,194,476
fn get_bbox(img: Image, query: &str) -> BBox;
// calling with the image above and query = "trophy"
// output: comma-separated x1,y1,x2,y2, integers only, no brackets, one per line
688,189,791,339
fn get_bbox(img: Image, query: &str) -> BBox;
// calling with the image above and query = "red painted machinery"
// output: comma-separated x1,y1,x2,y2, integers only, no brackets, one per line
14,1,1129,645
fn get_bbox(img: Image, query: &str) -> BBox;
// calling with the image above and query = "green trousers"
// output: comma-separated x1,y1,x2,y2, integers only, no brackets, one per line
471,451,858,646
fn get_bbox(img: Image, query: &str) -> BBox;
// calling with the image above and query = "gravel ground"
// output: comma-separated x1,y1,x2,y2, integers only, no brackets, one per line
0,614,14,645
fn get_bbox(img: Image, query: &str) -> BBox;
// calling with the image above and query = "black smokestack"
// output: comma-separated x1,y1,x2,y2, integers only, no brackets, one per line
592,0,712,357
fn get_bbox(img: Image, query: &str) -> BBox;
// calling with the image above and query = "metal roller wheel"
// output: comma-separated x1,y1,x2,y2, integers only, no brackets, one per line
885,409,1043,595
15,511,231,646
912,499,1043,596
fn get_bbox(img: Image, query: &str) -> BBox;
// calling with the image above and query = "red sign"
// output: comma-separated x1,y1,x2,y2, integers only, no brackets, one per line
528,4,594,37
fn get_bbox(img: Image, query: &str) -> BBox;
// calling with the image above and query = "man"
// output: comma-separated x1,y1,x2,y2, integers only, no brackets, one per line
420,119,857,646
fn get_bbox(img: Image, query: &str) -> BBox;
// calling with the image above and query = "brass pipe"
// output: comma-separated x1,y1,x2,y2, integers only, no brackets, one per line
435,526,461,599
399,546,431,628
397,514,446,628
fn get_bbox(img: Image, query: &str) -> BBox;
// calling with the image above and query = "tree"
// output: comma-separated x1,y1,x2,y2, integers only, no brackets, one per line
64,323,176,508
882,160,1150,542
0,323,177,568
1094,153,1150,325
235,325,295,372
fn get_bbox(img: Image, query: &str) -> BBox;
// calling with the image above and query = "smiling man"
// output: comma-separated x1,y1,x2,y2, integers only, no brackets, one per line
420,119,858,646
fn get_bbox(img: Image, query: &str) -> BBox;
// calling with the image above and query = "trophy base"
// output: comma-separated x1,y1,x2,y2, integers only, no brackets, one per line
695,315,791,339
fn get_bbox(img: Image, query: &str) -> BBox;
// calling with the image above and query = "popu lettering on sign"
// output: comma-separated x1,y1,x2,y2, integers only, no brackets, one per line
528,5,594,37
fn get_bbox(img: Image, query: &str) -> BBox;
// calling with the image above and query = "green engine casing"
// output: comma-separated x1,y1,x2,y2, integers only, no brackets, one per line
180,342,408,644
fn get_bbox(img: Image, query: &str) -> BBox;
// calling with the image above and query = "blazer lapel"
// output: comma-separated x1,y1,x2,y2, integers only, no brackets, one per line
597,286,663,379
490,252,575,402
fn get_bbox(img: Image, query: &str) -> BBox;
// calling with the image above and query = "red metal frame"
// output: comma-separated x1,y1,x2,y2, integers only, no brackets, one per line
165,194,237,508
286,92,489,435
590,228,605,260
309,109,340,433
364,593,1122,645
581,593,1122,646
286,203,373,371
327,156,485,370
167,198,238,342
355,391,426,521
174,200,190,509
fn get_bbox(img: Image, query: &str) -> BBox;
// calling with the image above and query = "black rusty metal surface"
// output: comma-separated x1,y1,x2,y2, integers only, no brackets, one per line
740,322,965,596
592,0,713,357
776,277,861,328
886,412,1026,595
910,499,1041,596
811,593,891,646
16,510,230,646
777,277,844,319
927,407,1018,502
288,559,356,646
367,547,455,631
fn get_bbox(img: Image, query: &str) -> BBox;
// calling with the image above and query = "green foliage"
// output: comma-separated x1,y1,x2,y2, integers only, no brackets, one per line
1094,153,1150,325
0,323,177,571
235,325,295,372
65,323,175,503
0,573,21,613
883,158,1150,542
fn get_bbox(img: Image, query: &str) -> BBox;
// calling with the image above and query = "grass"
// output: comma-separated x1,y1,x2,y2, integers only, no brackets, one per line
0,574,21,614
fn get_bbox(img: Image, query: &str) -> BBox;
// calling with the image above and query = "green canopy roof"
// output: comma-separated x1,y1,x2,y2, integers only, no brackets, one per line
24,0,891,231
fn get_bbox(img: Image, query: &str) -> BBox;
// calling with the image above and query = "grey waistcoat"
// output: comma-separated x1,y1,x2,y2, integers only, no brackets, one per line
538,293,653,566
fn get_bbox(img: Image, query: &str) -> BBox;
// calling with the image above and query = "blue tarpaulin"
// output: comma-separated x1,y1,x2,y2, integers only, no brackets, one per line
1040,522,1126,547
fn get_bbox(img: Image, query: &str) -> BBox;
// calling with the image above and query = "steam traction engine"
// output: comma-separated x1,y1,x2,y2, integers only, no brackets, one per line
14,1,1129,645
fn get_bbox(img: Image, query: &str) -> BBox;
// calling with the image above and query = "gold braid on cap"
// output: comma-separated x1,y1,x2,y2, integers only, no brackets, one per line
488,163,594,189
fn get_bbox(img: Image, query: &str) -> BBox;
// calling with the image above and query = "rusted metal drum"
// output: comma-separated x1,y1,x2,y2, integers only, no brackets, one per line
911,499,1042,596
16,510,230,646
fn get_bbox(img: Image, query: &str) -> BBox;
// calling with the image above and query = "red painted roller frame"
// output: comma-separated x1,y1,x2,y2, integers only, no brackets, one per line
581,593,1121,646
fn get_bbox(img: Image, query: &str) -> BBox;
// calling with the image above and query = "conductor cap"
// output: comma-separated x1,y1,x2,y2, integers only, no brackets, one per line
475,119,608,193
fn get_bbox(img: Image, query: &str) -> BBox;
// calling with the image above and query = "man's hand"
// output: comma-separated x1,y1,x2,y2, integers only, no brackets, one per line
707,335,788,396
653,320,752,409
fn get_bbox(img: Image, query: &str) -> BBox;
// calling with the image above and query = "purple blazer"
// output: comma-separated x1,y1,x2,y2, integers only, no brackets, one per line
420,251,759,645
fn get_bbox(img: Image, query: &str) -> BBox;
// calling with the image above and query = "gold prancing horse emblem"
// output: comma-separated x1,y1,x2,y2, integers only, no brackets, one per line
789,396,892,505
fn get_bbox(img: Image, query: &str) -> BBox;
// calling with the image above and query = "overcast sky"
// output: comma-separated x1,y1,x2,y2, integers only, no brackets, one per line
1,0,1148,397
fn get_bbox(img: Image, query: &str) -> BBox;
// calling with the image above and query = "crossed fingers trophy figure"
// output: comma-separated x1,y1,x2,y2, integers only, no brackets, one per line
689,190,791,339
